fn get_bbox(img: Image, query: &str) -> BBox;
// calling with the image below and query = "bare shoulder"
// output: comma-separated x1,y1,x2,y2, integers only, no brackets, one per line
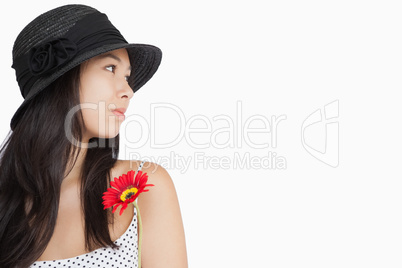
118,159,188,267
115,159,178,216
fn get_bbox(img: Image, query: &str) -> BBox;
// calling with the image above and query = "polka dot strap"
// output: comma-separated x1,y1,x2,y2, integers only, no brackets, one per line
138,160,145,172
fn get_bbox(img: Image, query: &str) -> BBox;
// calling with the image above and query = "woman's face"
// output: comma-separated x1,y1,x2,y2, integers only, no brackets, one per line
79,48,133,141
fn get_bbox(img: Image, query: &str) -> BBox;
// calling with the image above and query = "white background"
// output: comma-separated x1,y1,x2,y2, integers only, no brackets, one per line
1,1,401,267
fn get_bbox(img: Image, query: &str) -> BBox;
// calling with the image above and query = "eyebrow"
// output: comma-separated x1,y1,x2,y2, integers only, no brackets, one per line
97,53,132,71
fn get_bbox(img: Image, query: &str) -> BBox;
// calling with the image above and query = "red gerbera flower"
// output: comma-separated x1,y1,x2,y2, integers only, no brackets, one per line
102,170,154,215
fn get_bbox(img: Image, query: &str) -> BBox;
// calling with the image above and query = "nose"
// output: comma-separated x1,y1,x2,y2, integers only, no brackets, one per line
118,78,134,100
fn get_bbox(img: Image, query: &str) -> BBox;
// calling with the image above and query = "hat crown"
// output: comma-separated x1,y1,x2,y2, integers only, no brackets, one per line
13,5,97,60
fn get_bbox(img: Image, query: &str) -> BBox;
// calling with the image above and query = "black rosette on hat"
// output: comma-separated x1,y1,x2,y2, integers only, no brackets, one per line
29,38,78,76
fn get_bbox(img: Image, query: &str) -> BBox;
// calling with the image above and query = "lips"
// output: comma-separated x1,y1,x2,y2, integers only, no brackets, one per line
112,108,127,120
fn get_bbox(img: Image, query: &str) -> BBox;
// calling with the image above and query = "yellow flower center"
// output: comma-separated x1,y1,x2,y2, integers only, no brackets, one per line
120,187,138,202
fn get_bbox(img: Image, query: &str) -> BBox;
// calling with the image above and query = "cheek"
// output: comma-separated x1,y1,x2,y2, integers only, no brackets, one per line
79,70,121,138
80,81,112,103
80,66,115,102
79,78,113,125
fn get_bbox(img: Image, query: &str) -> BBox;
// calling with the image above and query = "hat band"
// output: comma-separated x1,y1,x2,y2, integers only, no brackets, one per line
12,12,128,99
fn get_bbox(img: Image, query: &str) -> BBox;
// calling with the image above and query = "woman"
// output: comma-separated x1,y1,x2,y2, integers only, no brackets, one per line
0,4,187,268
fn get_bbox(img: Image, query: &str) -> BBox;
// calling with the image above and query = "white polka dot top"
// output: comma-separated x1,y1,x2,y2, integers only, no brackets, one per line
29,160,146,268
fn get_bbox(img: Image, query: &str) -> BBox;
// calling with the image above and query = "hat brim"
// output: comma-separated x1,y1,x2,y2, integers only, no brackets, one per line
10,43,162,130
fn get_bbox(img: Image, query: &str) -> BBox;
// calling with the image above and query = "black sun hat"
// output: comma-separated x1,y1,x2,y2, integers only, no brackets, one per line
10,4,162,131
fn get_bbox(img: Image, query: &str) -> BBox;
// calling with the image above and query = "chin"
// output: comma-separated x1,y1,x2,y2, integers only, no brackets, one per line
98,131,120,139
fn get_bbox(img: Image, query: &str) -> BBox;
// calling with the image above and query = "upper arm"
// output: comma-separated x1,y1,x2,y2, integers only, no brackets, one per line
135,161,188,268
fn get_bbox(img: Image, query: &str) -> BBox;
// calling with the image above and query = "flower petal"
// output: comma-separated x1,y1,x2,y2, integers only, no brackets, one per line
102,170,153,215
119,202,128,216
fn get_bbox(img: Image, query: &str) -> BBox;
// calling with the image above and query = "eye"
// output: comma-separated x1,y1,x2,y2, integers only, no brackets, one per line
106,65,116,73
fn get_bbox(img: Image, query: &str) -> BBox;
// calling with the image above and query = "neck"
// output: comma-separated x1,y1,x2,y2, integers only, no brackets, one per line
63,144,88,187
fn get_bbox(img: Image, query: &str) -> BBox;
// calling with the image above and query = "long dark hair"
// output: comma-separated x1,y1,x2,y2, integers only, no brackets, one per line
0,65,120,267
